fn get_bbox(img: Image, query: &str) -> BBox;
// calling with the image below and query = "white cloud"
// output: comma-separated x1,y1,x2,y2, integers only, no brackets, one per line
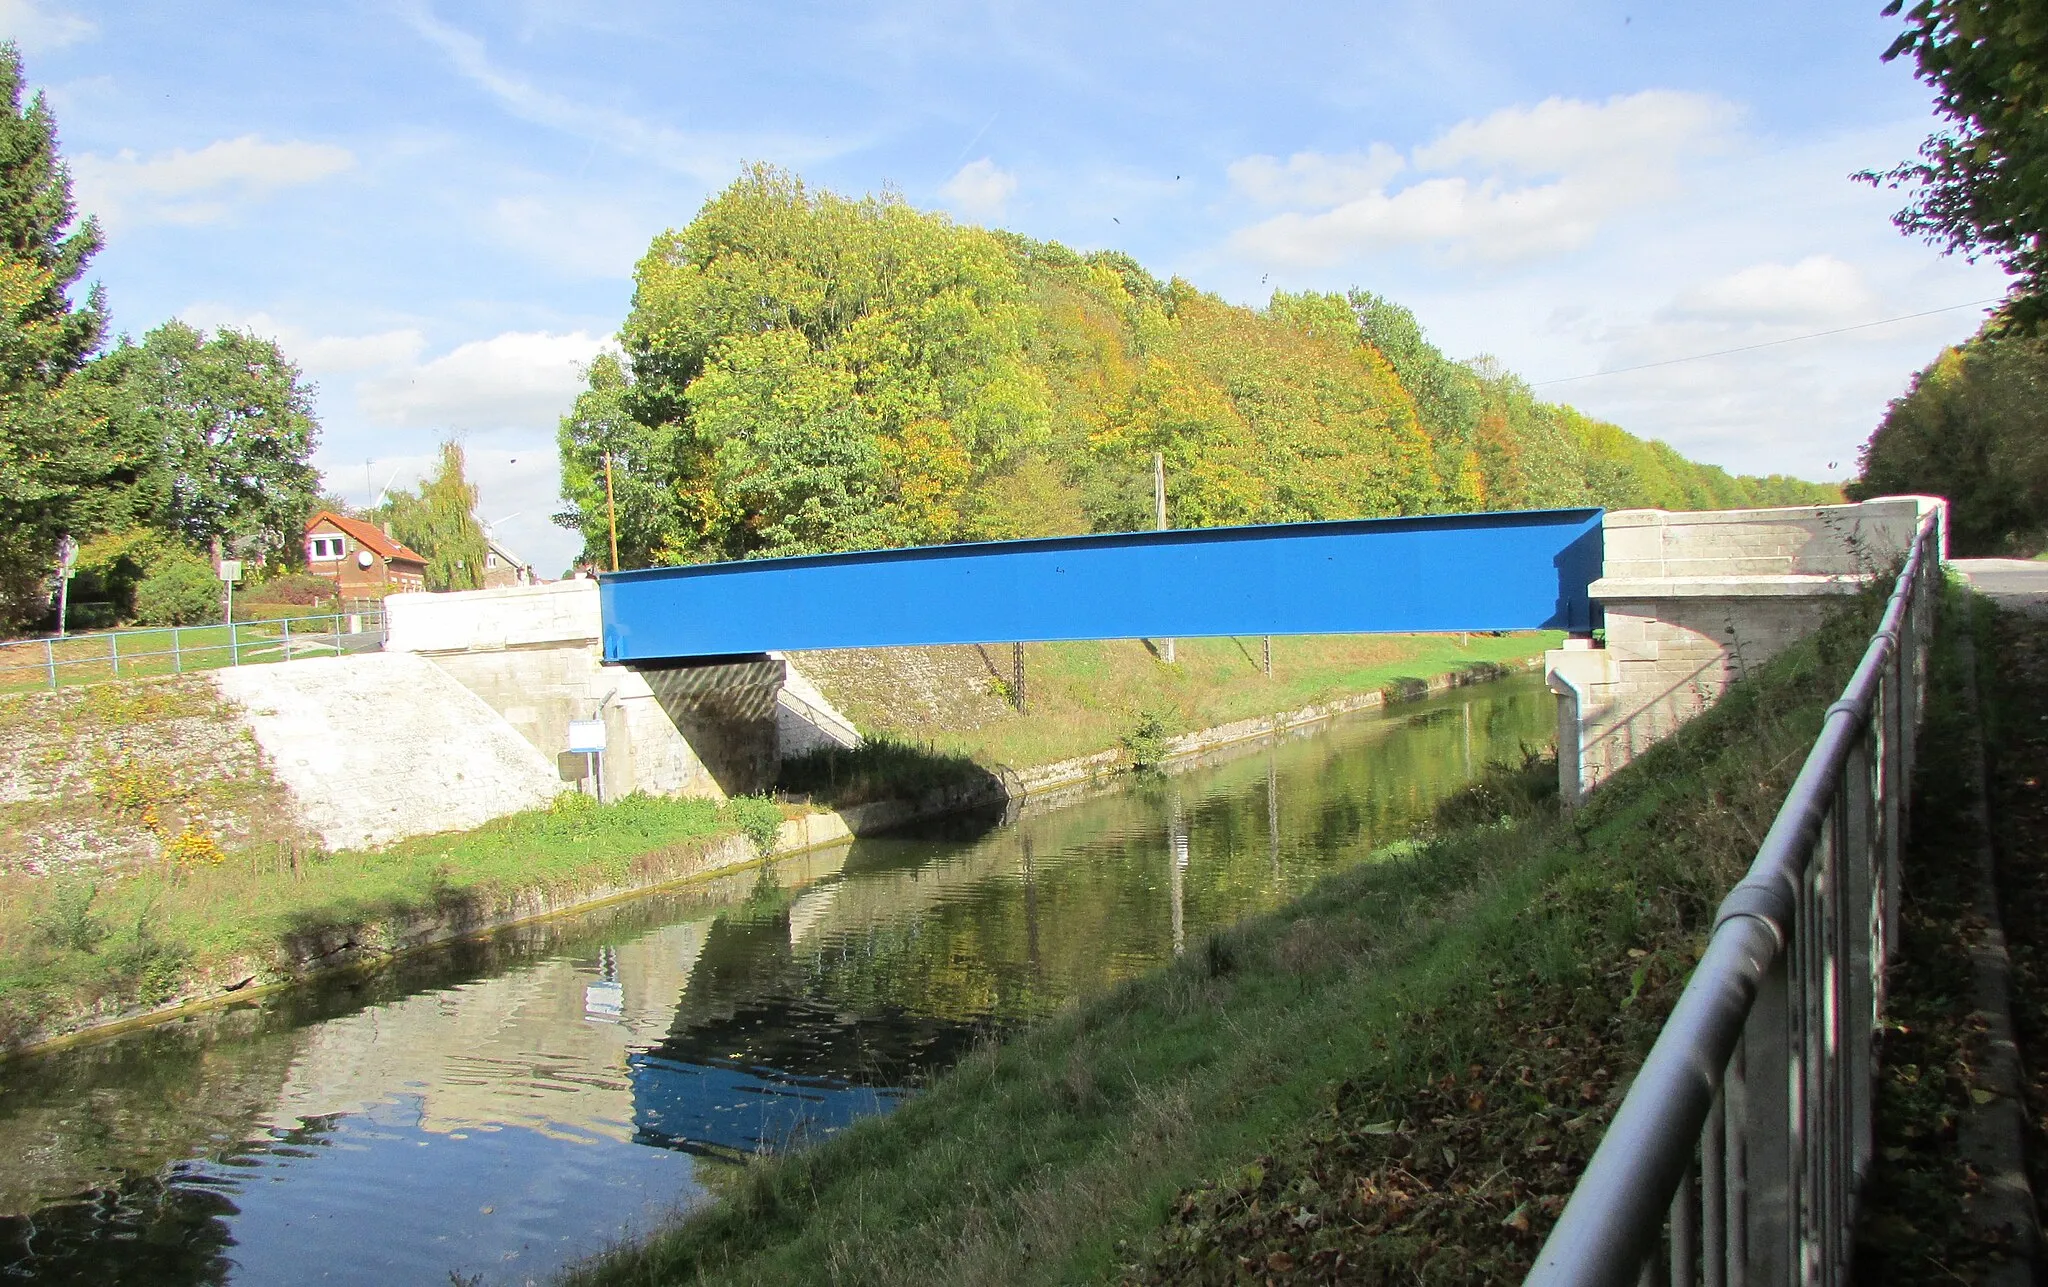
1412,91,1736,176
1227,145,1404,208
73,135,355,228
1666,254,1878,326
489,194,655,280
0,0,95,51
356,330,607,430
404,5,848,182
940,158,1017,224
1227,91,1737,267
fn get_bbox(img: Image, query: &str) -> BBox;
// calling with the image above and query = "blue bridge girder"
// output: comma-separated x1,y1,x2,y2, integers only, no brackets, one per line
599,506,1604,664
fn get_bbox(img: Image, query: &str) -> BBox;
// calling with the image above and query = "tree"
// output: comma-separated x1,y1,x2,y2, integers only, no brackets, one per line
556,352,688,569
383,441,488,591
111,320,321,560
1865,0,2048,329
0,41,125,627
1849,334,2048,553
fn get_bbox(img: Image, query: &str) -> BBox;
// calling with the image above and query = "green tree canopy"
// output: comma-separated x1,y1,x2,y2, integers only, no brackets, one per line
383,441,488,591
1849,333,2048,553
1867,0,2048,328
106,320,322,559
556,169,1839,571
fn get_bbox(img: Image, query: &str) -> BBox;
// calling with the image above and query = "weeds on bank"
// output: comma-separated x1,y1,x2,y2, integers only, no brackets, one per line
562,594,1884,1287
0,790,792,1050
776,736,992,811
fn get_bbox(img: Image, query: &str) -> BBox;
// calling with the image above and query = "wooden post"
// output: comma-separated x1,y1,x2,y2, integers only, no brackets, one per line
1263,635,1272,676
603,450,621,573
1012,641,1026,713
1154,451,1174,665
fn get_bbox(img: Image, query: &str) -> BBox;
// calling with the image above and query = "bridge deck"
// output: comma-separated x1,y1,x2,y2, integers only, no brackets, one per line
599,507,1603,664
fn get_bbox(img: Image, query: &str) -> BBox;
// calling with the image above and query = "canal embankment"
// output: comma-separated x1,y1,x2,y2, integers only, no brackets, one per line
0,633,1551,1057
560,600,1888,1286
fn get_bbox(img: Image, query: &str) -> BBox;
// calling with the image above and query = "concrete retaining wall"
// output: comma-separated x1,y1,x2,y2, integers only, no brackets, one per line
213,653,569,851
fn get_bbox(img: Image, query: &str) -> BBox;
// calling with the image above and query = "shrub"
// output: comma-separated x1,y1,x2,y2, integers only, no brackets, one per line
240,572,335,607
31,878,107,953
133,551,222,626
722,796,786,854
1120,709,1174,767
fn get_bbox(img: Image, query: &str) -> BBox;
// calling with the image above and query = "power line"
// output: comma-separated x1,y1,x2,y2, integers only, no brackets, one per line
1529,298,2003,387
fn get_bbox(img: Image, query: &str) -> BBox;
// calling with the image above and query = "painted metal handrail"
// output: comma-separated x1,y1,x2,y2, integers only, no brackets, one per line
1526,511,1939,1286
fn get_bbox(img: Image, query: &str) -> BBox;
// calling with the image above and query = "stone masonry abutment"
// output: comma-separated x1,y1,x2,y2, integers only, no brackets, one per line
1544,495,1946,806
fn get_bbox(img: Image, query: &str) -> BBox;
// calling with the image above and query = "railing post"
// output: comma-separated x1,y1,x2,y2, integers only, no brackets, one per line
1742,949,1794,1283
230,618,240,667
172,625,182,674
281,614,291,661
109,631,118,679
44,638,55,691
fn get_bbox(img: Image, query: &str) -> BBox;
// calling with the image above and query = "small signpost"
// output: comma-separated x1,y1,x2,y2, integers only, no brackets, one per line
568,718,607,803
54,535,76,639
219,558,243,663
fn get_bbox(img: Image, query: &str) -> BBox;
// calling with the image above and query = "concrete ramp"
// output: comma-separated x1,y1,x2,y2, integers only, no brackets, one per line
214,652,568,852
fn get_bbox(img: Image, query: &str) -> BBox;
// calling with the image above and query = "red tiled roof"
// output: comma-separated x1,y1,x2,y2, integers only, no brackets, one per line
305,510,429,566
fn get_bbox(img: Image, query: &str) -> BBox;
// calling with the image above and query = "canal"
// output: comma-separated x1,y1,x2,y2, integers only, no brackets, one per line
0,675,1553,1285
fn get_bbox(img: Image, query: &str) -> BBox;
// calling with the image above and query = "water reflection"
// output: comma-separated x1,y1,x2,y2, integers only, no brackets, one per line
0,675,1553,1285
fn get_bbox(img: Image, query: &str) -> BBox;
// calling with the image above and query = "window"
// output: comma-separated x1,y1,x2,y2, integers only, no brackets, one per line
309,534,347,561
487,553,499,569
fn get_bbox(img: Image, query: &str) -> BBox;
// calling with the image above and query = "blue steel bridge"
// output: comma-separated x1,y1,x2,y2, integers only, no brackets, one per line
596,506,1605,664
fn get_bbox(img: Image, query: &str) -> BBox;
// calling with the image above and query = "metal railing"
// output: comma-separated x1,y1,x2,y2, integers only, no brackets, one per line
1526,511,1939,1287
0,609,388,693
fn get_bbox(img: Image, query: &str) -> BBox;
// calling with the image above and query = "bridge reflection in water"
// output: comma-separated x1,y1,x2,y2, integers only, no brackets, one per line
0,677,1556,1286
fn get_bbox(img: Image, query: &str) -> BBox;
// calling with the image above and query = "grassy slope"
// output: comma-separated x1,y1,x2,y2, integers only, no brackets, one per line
0,673,784,1046
797,631,1556,771
566,602,1879,1286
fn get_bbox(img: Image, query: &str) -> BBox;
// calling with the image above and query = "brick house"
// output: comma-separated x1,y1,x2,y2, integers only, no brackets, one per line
480,531,540,589
304,511,429,597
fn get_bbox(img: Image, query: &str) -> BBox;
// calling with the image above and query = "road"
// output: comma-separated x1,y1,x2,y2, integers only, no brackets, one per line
1953,558,2048,616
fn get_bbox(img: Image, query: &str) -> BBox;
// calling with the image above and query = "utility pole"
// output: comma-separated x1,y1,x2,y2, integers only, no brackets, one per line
603,450,621,573
1154,451,1174,664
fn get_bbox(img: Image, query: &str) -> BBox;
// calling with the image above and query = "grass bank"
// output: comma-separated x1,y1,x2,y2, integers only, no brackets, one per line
791,631,1556,772
565,603,1882,1285
0,669,789,1050
1853,588,2048,1279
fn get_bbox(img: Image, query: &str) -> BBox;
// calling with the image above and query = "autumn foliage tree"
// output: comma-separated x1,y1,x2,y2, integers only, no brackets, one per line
555,168,1837,569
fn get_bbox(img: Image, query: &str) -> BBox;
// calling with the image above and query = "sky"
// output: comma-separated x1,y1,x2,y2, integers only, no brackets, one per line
7,0,2011,575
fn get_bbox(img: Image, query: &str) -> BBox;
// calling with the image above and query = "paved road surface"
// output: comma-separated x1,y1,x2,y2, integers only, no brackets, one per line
1953,558,2048,615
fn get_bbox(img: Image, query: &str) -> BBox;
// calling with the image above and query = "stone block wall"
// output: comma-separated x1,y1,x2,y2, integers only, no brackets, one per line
1548,496,1944,804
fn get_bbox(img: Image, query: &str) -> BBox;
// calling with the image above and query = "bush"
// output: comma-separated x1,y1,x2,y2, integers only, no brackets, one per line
1120,709,1174,767
722,796,786,854
240,572,335,607
133,552,222,626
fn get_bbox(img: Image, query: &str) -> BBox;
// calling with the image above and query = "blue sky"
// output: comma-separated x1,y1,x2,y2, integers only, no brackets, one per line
10,0,2009,574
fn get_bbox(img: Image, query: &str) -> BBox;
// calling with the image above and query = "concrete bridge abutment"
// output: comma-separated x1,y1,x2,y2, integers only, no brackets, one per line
1546,496,1945,806
382,580,841,802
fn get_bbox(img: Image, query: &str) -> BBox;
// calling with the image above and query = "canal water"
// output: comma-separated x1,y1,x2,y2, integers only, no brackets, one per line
0,675,1553,1285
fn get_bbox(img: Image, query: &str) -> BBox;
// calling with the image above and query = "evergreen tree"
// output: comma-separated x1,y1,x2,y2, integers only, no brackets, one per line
0,41,125,626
